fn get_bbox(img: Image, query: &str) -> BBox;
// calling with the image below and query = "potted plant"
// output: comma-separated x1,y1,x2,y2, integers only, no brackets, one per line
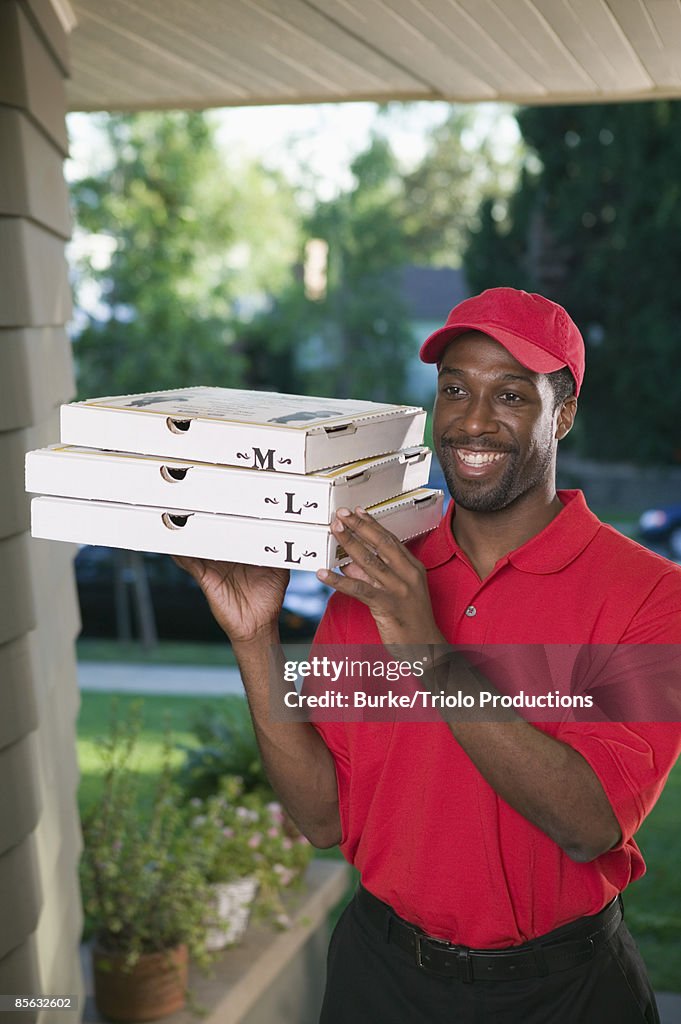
189,775,314,950
176,703,302,837
80,705,215,1022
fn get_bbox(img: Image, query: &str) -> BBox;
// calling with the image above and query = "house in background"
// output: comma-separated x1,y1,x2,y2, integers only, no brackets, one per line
400,265,469,403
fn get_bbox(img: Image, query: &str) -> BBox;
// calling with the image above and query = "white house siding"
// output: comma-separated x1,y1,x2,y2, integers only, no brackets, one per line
0,3,83,1021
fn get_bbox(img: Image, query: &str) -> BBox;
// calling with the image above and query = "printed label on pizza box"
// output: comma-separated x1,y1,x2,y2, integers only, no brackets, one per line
25,444,432,524
30,488,444,571
60,387,426,473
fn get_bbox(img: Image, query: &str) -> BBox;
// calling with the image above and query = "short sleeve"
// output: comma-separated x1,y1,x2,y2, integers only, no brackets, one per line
621,569,681,643
561,564,681,845
557,721,681,847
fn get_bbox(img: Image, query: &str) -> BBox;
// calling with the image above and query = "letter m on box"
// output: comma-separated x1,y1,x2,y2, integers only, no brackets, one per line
252,448,276,471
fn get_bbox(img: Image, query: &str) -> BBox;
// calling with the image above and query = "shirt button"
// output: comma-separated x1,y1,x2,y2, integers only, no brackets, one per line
465,605,477,617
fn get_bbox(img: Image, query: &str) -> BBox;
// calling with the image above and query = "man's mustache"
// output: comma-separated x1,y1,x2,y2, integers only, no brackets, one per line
440,436,518,455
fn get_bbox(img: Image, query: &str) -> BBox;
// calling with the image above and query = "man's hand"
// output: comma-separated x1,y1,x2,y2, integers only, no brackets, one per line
172,557,289,645
317,506,444,647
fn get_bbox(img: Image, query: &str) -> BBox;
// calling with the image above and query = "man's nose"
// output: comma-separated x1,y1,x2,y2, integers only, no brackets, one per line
456,396,499,436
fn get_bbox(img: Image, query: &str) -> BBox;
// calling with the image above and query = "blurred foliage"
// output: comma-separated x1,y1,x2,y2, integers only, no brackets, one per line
69,102,680,461
465,100,681,465
401,106,520,266
70,112,299,398
175,703,272,802
80,700,215,967
301,135,414,401
69,107,518,407
234,117,519,403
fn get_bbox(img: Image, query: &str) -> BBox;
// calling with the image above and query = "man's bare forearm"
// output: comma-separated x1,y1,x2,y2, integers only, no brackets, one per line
429,653,621,861
232,628,342,848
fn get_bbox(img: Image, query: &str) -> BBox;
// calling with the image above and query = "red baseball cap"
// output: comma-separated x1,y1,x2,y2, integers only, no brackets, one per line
419,287,585,396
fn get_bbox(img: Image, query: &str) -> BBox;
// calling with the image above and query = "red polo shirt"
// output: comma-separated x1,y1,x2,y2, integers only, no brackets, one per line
312,490,681,947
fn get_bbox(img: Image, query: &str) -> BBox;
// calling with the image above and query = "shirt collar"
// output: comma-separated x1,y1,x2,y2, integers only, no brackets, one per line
415,490,601,575
410,499,459,570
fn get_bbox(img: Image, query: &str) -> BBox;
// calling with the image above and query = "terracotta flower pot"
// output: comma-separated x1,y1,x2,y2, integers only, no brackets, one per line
92,942,189,1022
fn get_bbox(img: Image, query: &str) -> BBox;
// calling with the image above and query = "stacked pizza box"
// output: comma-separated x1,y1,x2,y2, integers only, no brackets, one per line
25,388,444,572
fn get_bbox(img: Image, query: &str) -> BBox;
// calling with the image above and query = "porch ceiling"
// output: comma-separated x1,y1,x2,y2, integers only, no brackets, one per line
65,0,681,112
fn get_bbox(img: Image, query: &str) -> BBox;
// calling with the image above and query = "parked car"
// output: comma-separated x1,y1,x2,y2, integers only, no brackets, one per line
638,504,681,560
75,546,331,643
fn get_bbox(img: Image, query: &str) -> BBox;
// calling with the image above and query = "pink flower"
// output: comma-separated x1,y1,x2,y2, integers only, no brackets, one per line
236,807,259,823
248,833,262,849
282,838,293,851
273,864,295,886
267,827,279,838
266,802,285,824
222,827,234,838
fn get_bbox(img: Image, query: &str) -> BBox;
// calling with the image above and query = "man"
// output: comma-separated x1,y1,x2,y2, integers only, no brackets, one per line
176,287,681,1023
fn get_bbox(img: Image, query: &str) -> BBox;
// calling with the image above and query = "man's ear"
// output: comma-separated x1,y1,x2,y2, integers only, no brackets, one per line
556,396,577,441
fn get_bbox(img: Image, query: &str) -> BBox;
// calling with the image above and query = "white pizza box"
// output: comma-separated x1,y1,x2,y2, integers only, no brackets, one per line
25,444,432,525
60,388,426,473
30,488,444,572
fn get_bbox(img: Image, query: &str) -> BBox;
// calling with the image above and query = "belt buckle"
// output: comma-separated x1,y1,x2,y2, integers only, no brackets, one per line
414,934,472,982
414,933,426,969
414,933,441,971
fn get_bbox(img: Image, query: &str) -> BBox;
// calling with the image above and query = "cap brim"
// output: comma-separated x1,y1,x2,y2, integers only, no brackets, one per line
419,323,566,374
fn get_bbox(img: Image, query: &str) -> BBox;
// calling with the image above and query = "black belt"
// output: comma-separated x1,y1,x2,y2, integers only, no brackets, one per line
356,886,623,982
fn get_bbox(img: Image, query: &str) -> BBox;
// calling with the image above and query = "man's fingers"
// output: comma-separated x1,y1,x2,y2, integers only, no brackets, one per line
171,553,207,583
172,553,198,571
317,567,377,600
339,561,378,587
331,513,394,582
331,507,421,570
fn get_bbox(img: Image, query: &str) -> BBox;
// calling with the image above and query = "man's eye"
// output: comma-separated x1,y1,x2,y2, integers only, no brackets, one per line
500,392,522,403
442,385,465,397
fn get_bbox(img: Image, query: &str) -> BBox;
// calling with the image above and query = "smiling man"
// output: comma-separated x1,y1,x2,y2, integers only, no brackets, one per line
427,290,579,578
176,288,681,1024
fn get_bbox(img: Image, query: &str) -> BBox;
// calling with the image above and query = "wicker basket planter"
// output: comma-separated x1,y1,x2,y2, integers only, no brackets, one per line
205,876,259,951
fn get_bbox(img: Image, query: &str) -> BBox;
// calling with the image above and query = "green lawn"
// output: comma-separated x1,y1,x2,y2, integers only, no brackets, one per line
621,759,681,991
76,691,681,990
77,691,243,813
77,638,238,666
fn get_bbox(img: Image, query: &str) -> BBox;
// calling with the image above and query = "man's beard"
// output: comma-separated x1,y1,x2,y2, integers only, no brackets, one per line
438,440,553,514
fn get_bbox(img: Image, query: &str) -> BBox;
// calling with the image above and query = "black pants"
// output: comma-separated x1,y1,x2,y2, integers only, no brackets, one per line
320,888,660,1024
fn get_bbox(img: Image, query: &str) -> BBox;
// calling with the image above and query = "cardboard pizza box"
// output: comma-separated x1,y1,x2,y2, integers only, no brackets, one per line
25,444,432,525
59,388,426,473
30,488,444,572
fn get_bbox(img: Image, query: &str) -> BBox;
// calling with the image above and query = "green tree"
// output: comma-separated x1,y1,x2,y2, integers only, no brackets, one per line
259,134,416,403
238,114,521,404
465,101,681,465
402,106,521,267
70,112,299,398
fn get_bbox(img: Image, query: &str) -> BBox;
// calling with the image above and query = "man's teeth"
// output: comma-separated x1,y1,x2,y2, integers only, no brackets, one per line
457,449,506,466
